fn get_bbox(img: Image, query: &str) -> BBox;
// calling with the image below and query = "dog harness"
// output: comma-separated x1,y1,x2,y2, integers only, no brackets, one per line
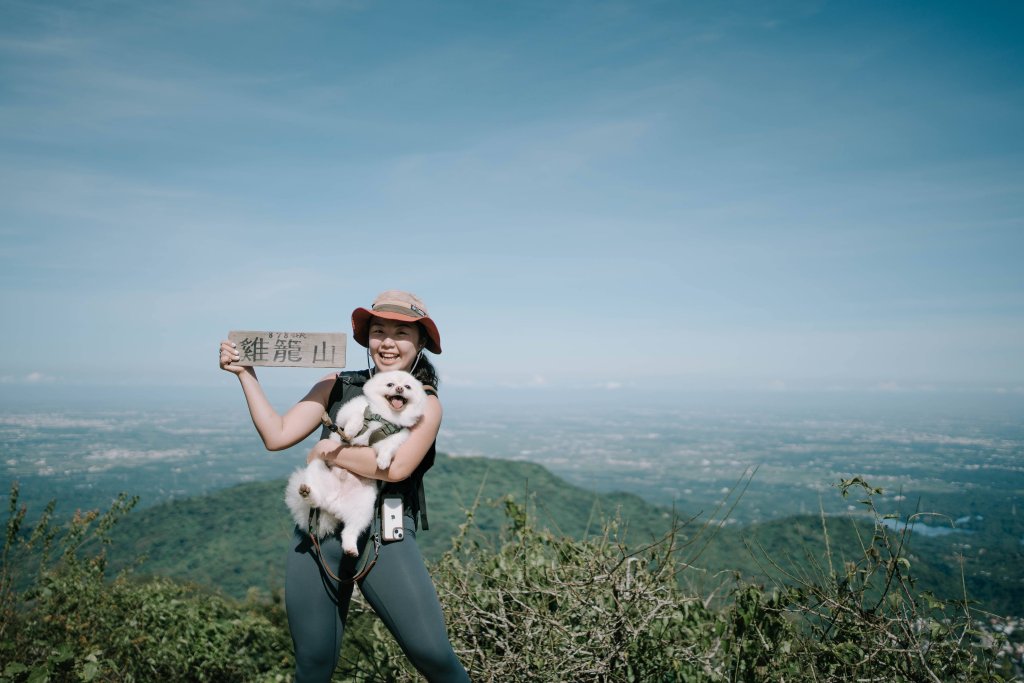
363,406,405,446
320,405,404,447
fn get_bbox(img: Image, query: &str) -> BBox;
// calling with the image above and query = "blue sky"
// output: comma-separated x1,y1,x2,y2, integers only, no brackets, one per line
1,0,1022,396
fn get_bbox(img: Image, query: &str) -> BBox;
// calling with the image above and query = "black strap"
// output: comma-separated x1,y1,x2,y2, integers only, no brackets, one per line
415,384,437,530
418,482,429,530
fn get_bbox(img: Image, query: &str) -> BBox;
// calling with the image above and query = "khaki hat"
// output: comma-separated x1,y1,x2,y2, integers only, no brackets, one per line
351,290,442,354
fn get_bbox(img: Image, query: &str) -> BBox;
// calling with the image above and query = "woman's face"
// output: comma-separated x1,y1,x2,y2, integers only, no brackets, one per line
368,317,422,373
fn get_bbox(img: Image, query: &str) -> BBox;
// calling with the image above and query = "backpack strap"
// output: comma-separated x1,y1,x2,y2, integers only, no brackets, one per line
417,474,430,530
320,371,370,440
412,384,437,530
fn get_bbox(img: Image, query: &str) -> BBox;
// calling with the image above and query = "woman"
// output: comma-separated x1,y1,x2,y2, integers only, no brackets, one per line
219,290,469,682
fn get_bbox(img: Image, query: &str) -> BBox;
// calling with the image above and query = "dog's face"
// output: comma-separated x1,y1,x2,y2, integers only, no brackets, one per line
363,370,428,425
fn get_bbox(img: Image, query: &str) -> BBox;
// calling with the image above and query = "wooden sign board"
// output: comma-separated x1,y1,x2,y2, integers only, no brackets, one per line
228,331,346,368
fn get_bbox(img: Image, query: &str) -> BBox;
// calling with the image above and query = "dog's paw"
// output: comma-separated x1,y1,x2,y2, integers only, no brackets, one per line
374,443,397,469
340,415,361,439
298,484,311,498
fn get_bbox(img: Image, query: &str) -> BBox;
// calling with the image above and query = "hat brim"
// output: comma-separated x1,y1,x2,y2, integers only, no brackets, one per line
352,307,442,354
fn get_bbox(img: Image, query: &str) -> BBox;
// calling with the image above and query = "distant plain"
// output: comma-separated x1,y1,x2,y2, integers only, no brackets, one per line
2,385,1021,613
3,385,1021,523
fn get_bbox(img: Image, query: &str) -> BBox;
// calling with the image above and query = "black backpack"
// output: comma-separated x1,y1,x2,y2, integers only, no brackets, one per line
321,370,435,530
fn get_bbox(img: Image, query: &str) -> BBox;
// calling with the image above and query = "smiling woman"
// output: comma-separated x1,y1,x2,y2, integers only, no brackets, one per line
219,290,468,683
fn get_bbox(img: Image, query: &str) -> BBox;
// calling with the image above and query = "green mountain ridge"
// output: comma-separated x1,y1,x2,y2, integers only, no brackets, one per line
108,453,1024,617
107,453,677,598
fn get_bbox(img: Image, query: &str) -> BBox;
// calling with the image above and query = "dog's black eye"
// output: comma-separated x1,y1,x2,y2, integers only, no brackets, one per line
405,385,412,390
387,383,394,388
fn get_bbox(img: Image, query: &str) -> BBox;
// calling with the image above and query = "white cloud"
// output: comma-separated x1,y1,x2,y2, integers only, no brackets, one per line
495,374,549,389
4,372,58,384
438,374,476,388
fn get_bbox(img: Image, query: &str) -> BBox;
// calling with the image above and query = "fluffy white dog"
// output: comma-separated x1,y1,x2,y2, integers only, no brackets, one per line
285,371,427,555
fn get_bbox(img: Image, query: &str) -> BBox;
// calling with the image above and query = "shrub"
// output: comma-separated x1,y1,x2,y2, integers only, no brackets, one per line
2,477,1018,682
742,477,1018,682
338,482,1019,682
442,496,712,681
0,482,292,683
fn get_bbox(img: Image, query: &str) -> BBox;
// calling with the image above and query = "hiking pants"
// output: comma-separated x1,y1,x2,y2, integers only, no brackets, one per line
285,515,469,683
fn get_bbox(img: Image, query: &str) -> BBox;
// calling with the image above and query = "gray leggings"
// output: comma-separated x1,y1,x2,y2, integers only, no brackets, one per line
285,517,470,683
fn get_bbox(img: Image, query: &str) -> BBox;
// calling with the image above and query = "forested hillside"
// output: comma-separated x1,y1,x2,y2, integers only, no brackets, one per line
105,453,1024,619
103,453,678,599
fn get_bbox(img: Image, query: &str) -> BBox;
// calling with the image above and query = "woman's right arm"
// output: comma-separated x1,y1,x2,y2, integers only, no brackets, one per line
220,340,334,451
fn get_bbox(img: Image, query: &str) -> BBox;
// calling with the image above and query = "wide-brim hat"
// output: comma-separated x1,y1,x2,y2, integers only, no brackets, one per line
352,290,442,354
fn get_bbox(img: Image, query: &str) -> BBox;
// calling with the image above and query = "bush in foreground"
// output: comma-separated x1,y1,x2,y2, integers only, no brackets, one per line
2,479,1019,682
1,483,291,682
343,485,1020,682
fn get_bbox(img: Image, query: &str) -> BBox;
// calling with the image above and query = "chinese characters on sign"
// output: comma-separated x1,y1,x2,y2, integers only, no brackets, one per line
227,331,347,368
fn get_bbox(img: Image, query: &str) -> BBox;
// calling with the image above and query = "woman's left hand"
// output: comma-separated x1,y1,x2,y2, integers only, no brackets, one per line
306,439,340,465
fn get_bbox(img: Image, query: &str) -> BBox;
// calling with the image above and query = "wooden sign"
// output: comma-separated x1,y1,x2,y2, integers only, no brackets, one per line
228,331,346,368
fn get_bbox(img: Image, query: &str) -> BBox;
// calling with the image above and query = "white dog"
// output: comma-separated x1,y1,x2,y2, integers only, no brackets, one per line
285,371,428,555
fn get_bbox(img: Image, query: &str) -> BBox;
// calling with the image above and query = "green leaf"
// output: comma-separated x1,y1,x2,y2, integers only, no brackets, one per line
3,663,28,676
80,652,101,682
27,667,50,683
81,661,100,682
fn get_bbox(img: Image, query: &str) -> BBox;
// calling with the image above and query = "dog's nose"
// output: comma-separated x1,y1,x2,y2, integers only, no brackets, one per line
395,386,404,394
